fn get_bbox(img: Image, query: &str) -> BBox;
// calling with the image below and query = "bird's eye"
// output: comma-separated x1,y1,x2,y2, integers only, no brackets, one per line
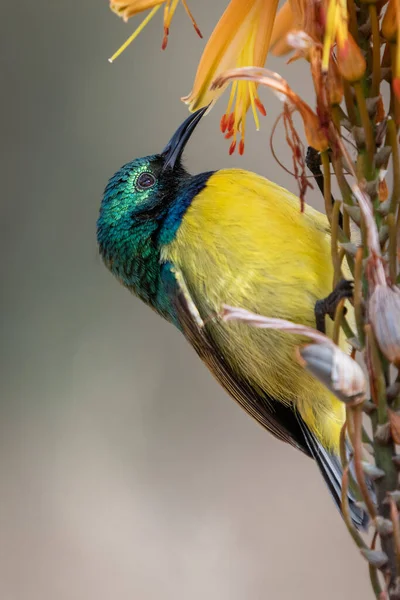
136,172,156,191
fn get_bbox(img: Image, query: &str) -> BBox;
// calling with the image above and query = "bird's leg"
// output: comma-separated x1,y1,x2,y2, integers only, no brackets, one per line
314,279,354,334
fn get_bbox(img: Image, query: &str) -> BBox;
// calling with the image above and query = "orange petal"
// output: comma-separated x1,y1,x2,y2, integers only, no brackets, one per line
270,1,295,56
182,0,279,111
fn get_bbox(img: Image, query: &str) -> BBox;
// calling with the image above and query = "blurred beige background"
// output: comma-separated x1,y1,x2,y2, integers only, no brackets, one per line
1,1,372,598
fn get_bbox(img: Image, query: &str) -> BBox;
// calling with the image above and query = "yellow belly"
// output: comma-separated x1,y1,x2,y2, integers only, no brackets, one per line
162,169,345,450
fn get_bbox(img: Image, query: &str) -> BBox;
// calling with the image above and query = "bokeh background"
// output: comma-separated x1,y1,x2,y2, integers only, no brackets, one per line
1,2,372,598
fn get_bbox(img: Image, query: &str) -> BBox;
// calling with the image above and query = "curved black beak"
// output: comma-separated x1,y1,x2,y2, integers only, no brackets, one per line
162,106,209,171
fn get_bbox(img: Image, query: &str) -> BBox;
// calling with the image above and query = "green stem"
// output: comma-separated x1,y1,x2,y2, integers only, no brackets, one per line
349,406,377,519
331,200,342,286
343,80,359,126
369,4,381,99
354,82,375,171
347,0,359,46
367,325,388,424
321,150,333,224
339,424,370,549
354,248,365,347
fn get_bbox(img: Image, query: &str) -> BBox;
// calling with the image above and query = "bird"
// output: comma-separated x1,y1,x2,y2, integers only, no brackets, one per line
97,107,367,528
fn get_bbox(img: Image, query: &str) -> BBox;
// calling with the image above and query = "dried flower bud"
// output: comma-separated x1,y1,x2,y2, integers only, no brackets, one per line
369,284,400,366
360,549,388,568
376,146,392,169
343,204,361,226
388,409,400,444
300,110,330,152
375,422,392,444
382,0,397,42
374,516,394,536
326,59,343,105
361,462,385,480
337,34,366,82
386,491,400,506
298,344,366,404
379,179,389,202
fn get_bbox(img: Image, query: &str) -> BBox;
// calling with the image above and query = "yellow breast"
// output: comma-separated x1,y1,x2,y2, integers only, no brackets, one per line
162,169,346,449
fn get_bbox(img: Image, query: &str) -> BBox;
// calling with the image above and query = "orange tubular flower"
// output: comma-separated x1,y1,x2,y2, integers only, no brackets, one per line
108,0,202,62
182,0,279,155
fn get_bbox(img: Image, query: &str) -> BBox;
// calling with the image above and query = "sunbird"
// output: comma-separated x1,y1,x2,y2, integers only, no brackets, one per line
97,108,367,528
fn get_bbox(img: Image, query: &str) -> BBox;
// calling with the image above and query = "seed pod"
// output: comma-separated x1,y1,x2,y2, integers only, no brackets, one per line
299,344,366,404
369,284,400,366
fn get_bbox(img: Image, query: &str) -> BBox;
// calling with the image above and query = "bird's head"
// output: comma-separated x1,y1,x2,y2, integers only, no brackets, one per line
97,107,208,294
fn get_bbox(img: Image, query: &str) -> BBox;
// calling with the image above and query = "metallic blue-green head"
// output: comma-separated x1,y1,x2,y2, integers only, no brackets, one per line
97,107,211,309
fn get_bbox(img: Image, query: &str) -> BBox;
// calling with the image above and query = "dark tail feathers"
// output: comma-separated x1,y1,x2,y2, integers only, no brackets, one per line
298,417,372,530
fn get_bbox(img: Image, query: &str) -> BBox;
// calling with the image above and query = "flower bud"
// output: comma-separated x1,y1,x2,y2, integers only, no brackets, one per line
369,284,400,366
382,0,397,42
299,343,366,404
337,34,366,82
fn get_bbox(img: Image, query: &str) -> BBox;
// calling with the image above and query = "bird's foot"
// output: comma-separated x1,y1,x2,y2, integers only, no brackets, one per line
315,279,354,334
